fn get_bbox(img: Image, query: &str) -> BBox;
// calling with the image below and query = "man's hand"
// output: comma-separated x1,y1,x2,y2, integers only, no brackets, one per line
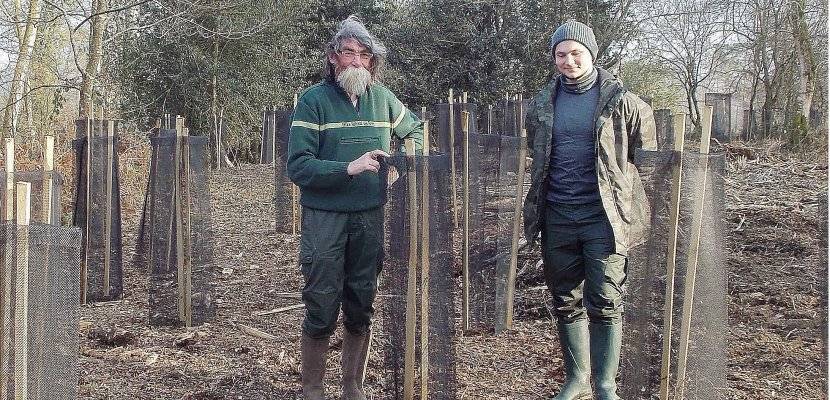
347,149,390,175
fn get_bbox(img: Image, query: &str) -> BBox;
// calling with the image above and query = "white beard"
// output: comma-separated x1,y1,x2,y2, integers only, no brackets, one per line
336,67,372,97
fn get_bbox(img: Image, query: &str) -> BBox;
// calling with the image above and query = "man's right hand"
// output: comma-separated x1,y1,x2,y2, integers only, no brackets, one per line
347,149,390,175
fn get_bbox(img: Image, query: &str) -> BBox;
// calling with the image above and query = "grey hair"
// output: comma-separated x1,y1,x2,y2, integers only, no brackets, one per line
324,15,387,80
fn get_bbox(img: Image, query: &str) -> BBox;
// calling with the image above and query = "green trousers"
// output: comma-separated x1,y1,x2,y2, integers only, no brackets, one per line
299,206,384,339
541,201,627,324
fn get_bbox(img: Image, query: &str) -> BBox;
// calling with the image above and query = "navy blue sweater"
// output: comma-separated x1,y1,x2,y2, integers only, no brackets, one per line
546,78,601,205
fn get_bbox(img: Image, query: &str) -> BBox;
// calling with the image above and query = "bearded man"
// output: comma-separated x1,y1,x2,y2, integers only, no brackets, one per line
287,15,423,400
522,20,656,399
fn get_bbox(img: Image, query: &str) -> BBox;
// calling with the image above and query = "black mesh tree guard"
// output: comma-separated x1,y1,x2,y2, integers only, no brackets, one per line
493,135,524,333
462,132,525,332
0,221,82,400
136,129,217,327
621,148,728,399
380,153,458,399
261,107,276,164
266,108,298,235
72,119,123,303
466,133,499,330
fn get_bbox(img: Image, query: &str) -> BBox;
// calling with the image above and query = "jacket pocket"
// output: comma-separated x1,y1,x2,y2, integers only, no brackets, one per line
336,136,380,163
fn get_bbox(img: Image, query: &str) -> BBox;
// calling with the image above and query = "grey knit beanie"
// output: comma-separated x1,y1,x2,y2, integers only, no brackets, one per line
549,20,598,60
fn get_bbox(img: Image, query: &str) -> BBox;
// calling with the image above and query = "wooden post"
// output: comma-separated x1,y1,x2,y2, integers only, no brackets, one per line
419,117,430,399
659,113,687,400
517,94,524,134
292,94,301,236
174,118,193,327
0,137,14,399
675,106,713,399
41,136,54,224
14,181,30,400
272,105,278,166
503,129,527,330
182,125,193,327
5,138,14,221
461,111,470,331
81,118,91,304
448,89,459,229
216,109,223,171
174,118,184,323
103,122,114,297
487,105,493,135
403,138,418,400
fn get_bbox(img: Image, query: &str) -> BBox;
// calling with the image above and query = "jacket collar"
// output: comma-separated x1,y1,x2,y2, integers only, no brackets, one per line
534,67,624,128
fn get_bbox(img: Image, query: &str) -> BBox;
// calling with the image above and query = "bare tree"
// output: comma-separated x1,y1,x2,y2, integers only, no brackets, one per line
641,0,732,130
2,0,41,137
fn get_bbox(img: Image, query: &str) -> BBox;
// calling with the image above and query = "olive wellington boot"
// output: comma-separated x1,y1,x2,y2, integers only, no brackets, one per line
589,322,623,400
340,330,371,400
301,333,329,400
553,320,592,400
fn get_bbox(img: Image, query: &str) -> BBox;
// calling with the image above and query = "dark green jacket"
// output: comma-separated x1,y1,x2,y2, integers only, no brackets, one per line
287,79,423,212
523,68,657,254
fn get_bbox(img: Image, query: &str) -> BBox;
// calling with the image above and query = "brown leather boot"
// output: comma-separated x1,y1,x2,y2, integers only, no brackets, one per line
301,333,329,400
340,330,371,400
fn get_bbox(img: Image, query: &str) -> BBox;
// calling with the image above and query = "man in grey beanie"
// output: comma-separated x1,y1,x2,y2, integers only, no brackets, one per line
522,20,656,400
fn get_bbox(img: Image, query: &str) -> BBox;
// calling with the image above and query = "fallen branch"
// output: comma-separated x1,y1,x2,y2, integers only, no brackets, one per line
252,303,304,316
236,323,277,340
273,292,302,299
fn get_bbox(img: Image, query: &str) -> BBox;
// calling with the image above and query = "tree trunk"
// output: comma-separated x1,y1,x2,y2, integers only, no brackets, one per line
790,0,816,125
2,0,42,137
78,0,108,118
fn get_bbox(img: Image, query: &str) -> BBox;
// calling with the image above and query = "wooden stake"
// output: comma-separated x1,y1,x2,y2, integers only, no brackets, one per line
487,105,493,135
292,95,301,236
448,89,459,229
5,138,14,221
461,111,471,332
82,118,91,304
14,181,30,400
216,109,223,171
517,93,524,133
659,113,687,400
182,125,193,327
503,129,527,330
462,91,468,103
0,138,11,400
174,118,193,327
272,105,278,166
41,136,54,224
103,122,114,297
675,106,713,399
403,138,418,400
419,117,430,399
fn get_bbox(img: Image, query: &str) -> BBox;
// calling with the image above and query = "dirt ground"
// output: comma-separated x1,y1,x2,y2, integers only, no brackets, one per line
77,141,828,399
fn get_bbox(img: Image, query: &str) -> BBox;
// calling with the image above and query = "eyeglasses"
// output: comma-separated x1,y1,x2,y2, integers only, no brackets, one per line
339,49,374,62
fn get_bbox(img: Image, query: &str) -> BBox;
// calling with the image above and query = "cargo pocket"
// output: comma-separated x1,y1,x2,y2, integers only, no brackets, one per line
299,253,314,277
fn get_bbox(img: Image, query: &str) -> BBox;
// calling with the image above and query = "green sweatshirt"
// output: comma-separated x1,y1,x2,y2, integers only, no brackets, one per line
287,79,423,212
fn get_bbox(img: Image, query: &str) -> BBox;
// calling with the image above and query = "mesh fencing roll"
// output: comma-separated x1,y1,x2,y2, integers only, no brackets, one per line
621,149,727,399
0,222,82,400
72,119,123,303
379,153,458,399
